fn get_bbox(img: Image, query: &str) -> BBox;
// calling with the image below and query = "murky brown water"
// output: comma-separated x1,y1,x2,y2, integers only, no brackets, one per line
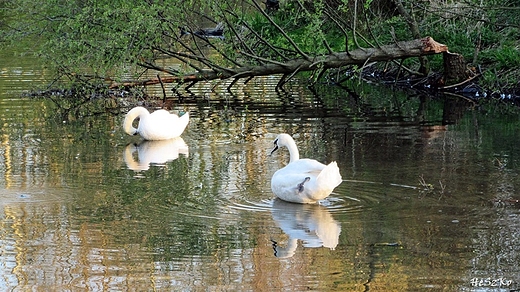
1,54,520,291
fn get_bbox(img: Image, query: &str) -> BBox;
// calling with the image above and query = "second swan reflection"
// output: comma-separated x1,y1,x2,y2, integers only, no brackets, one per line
271,199,341,258
123,137,189,171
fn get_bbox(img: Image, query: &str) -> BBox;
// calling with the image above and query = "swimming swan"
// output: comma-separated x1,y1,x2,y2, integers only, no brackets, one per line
270,134,342,204
123,106,189,140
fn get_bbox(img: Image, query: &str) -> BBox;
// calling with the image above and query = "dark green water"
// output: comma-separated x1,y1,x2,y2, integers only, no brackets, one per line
1,53,520,291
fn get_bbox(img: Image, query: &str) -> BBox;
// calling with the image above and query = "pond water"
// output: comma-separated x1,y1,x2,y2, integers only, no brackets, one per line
1,54,520,291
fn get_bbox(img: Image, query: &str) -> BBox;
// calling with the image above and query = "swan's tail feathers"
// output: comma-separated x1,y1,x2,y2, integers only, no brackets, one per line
316,161,342,189
180,111,190,126
180,111,190,120
173,111,190,137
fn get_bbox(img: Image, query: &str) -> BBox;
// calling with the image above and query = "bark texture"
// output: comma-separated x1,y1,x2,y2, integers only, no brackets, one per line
443,51,468,82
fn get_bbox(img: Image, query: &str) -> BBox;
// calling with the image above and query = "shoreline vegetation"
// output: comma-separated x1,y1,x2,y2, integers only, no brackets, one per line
2,0,519,108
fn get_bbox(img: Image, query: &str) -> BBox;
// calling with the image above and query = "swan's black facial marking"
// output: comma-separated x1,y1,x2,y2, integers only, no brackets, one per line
270,138,279,155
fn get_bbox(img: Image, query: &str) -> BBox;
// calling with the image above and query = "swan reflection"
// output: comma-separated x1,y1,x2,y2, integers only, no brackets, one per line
271,199,341,258
123,137,189,171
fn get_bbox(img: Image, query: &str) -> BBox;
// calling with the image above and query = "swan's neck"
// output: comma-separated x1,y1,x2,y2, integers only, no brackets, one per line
286,139,300,163
123,107,148,135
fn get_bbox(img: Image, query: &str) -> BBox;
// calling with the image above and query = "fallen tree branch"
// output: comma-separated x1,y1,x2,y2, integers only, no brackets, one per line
109,37,448,89
439,73,481,90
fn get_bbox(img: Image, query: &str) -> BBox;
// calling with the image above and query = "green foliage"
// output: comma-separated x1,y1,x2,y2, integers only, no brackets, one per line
3,0,519,92
364,0,520,89
5,0,193,80
247,0,343,57
481,45,520,68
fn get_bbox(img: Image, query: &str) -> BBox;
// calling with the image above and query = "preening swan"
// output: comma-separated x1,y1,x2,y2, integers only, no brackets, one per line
270,134,342,204
123,107,189,140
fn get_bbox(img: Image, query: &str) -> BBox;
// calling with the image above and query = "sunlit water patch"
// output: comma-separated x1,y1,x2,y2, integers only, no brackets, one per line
0,189,68,206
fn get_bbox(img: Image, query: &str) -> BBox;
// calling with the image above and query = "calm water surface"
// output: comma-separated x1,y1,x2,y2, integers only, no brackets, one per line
1,55,520,291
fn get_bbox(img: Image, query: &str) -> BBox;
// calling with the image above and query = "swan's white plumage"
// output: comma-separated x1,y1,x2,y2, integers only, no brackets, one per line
123,106,189,140
270,134,342,204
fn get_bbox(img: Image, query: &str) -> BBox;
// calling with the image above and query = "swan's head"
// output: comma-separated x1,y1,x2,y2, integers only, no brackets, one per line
270,138,280,155
270,134,300,162
270,134,295,156
123,123,139,136
128,128,139,136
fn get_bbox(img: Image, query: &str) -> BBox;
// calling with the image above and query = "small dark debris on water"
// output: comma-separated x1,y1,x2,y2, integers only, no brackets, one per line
352,65,520,105
180,22,224,39
373,242,402,247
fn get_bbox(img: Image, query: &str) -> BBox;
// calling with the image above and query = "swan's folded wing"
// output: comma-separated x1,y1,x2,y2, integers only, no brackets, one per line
272,170,312,190
285,158,326,173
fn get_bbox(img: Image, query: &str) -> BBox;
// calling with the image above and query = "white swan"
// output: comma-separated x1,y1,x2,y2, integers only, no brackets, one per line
271,199,341,258
270,133,342,204
123,106,189,140
123,137,189,171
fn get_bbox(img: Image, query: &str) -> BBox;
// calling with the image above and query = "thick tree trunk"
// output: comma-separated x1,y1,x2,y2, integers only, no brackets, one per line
443,51,468,82
110,37,448,89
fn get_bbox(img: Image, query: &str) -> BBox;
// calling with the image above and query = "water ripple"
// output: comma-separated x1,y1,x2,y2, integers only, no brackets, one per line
228,199,274,212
